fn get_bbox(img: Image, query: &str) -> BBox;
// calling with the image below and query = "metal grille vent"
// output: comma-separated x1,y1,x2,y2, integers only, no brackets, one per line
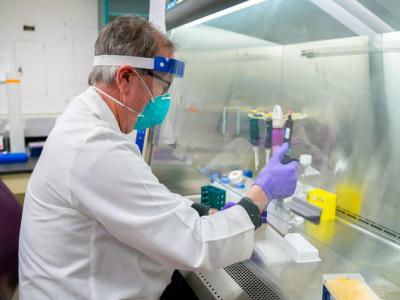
224,263,285,300
197,272,223,299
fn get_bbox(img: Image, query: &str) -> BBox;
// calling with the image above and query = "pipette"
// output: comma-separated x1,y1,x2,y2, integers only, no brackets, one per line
264,117,272,163
272,105,284,154
283,111,294,156
248,112,261,170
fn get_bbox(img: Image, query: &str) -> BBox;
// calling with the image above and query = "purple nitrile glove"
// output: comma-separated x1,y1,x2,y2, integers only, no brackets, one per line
222,201,236,210
254,143,298,201
261,211,267,224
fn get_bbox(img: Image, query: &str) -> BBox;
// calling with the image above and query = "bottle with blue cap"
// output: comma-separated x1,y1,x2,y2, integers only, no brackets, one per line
243,169,253,178
220,176,230,185
233,182,245,189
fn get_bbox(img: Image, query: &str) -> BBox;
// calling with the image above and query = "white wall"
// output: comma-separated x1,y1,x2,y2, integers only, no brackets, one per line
0,0,98,116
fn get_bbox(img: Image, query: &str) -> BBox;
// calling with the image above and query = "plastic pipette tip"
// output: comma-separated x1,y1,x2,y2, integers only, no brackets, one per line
265,149,271,163
253,146,260,170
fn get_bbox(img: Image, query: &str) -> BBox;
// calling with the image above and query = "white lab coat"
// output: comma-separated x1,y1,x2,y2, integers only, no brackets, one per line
19,87,255,300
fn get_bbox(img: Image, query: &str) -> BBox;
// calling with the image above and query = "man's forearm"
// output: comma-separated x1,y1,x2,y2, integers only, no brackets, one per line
246,185,269,214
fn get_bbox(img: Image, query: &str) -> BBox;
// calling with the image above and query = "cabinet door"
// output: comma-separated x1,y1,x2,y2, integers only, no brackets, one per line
14,40,47,97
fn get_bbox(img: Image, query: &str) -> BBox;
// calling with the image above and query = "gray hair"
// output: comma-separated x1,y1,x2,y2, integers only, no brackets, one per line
88,16,175,86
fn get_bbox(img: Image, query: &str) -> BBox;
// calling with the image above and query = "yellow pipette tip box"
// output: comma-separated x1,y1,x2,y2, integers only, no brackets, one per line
308,189,336,221
322,274,381,300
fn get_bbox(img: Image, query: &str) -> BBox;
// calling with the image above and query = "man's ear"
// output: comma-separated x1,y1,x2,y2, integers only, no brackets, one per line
115,65,136,91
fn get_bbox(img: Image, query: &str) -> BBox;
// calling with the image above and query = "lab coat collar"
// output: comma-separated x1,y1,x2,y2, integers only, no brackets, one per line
86,86,121,133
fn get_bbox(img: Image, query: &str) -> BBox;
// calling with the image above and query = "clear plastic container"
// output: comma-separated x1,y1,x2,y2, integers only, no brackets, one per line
297,154,321,198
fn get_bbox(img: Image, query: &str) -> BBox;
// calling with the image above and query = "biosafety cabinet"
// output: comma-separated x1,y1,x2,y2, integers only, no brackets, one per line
149,1,400,299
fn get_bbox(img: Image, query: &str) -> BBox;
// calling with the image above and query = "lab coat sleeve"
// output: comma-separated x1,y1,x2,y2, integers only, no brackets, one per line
69,133,255,272
175,193,194,207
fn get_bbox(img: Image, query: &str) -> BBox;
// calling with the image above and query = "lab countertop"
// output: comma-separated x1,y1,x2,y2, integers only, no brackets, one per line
0,156,39,175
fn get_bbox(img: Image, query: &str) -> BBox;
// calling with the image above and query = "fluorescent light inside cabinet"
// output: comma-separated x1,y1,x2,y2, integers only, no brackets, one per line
182,0,267,27
309,0,376,35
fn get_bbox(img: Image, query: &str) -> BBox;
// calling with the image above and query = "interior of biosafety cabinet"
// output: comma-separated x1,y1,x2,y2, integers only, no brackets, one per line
161,0,400,234
151,0,400,298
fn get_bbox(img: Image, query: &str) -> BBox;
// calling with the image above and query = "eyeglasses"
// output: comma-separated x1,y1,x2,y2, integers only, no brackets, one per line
146,70,172,94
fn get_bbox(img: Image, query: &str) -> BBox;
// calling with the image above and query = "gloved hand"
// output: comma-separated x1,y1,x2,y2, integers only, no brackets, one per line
222,202,236,210
254,143,298,201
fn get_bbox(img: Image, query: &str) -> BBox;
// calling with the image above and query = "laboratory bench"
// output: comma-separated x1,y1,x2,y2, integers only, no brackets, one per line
0,156,38,175
0,156,38,203
183,207,400,300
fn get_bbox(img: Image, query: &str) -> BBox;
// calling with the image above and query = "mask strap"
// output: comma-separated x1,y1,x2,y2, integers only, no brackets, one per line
133,70,156,103
92,86,144,117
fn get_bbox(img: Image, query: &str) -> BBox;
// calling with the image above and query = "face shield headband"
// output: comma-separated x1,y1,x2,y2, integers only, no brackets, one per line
92,55,185,78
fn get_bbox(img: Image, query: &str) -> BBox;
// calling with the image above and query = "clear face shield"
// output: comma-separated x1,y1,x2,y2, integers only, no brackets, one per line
92,55,185,138
151,57,185,145
144,57,185,99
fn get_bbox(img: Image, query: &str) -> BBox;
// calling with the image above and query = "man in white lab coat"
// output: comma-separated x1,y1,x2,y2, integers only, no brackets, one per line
19,16,297,299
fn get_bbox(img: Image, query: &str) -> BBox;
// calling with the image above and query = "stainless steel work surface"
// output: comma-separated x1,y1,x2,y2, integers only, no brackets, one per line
249,216,400,300
183,204,400,299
